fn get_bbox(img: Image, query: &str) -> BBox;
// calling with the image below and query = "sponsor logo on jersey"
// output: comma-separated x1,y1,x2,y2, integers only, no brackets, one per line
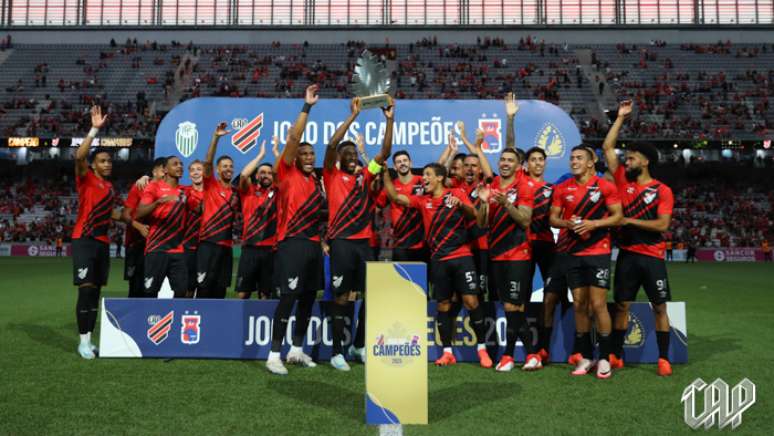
147,310,174,345
534,122,566,159
231,113,264,154
181,311,201,345
175,121,198,158
478,116,502,154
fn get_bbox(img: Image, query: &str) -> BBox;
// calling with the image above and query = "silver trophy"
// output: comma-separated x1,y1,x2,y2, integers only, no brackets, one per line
352,50,393,110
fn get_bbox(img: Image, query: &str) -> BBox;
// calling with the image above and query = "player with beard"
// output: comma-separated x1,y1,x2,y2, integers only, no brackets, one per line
266,85,325,375
236,141,279,300
196,122,238,299
72,106,124,359
382,150,427,262
384,163,493,368
477,148,542,371
135,156,189,297
121,158,165,297
549,146,622,378
324,96,394,371
602,101,675,376
182,160,205,298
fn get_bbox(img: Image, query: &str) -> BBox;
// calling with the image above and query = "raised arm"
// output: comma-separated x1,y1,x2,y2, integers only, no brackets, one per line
601,100,632,175
239,140,266,192
504,92,519,149
373,97,395,165
204,122,230,178
382,165,410,206
356,133,369,163
459,121,493,179
476,185,491,228
75,106,108,177
324,96,362,171
437,133,457,168
282,84,319,166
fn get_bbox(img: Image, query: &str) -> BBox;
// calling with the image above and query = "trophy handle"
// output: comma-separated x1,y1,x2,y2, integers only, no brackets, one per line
360,94,392,110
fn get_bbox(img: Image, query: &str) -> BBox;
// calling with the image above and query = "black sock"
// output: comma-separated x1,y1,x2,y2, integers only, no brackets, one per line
88,287,101,332
331,302,346,355
504,311,519,357
448,300,462,324
468,304,487,345
612,328,627,358
436,310,452,348
517,313,535,355
598,332,611,360
76,286,98,334
656,331,670,360
540,326,553,352
572,332,582,355
270,294,295,352
354,302,366,349
292,292,315,347
577,332,593,359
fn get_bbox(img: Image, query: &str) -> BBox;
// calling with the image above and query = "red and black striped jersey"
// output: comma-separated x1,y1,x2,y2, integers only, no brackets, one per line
485,176,534,261
408,188,473,261
525,177,555,243
276,159,325,242
383,174,425,249
182,186,204,250
239,183,277,247
123,183,143,247
199,175,237,247
140,180,187,254
457,179,488,251
552,175,620,256
613,166,674,259
72,171,115,244
323,166,375,241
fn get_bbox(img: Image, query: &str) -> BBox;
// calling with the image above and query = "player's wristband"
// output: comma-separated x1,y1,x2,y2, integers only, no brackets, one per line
87,127,99,138
367,159,383,175
302,103,312,114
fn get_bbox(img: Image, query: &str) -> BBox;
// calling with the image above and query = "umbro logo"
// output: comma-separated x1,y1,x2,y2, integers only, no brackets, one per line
332,275,343,288
77,267,88,280
127,266,135,278
566,195,575,202
627,187,636,194
425,202,433,209
144,277,154,289
197,272,206,283
288,276,299,290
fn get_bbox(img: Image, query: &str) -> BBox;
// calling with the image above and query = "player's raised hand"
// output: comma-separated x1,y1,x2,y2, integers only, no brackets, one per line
504,92,519,117
135,175,150,190
618,100,633,119
90,105,108,129
305,84,320,105
258,140,266,158
272,135,281,159
351,96,362,115
356,133,365,153
382,96,395,120
213,121,230,137
492,190,508,206
456,120,466,136
448,132,458,153
478,185,491,203
474,128,485,146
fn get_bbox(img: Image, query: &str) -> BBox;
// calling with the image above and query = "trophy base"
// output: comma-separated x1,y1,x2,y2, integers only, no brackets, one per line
360,94,392,110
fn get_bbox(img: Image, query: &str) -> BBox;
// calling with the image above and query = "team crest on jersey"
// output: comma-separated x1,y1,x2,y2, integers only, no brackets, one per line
507,189,518,204
443,193,456,208
147,311,174,345
181,311,201,345
175,121,198,158
534,122,565,159
478,116,502,154
644,190,657,204
544,187,552,198
231,113,264,154
589,188,601,203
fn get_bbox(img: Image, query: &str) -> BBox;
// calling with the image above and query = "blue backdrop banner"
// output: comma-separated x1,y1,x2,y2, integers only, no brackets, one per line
155,98,580,184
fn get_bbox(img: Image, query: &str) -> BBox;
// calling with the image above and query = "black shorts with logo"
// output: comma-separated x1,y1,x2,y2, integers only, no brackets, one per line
184,247,198,293
275,238,323,296
566,253,612,290
144,251,188,297
196,241,233,293
614,249,671,305
544,253,570,295
72,238,110,287
329,238,372,296
430,256,480,302
490,260,532,305
235,245,275,295
472,248,491,300
124,242,145,295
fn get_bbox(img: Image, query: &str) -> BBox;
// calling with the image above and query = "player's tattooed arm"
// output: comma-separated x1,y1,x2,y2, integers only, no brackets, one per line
382,165,410,206
239,140,266,192
476,185,491,228
549,205,573,229
458,121,494,179
283,84,319,166
325,96,362,171
373,96,395,165
75,105,108,177
204,122,230,178
493,190,532,229
623,213,672,233
504,92,519,149
356,133,368,163
602,100,632,175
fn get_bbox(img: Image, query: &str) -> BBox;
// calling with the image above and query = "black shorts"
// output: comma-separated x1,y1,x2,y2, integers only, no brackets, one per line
124,243,145,294
184,247,198,293
566,254,611,290
72,238,110,287
544,253,570,295
329,239,372,295
392,246,429,263
144,251,188,297
196,241,233,291
236,245,275,295
275,238,323,296
490,260,532,305
614,249,671,305
530,240,556,283
431,256,479,302
472,248,490,298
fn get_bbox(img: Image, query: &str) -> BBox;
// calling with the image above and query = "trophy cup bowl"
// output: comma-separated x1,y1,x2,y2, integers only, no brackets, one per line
352,50,393,110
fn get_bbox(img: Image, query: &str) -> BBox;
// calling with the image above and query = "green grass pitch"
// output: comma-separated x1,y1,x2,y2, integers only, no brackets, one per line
1,258,772,435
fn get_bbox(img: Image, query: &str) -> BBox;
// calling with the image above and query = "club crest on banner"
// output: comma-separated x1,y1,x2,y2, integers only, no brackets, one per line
231,113,264,154
181,311,201,345
147,311,174,345
535,122,566,159
175,122,198,158
478,116,502,154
